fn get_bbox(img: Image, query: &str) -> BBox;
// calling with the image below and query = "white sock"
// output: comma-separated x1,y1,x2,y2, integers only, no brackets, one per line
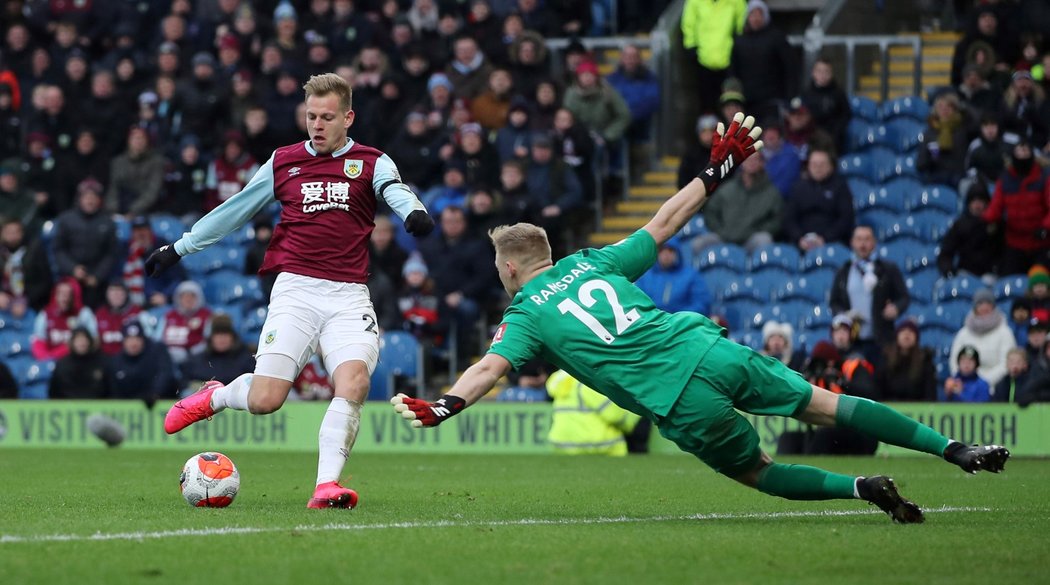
316,397,362,486
209,373,253,412
853,477,864,499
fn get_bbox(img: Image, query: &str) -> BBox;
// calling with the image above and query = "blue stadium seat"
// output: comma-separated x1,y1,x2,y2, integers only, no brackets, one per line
903,243,939,273
5,355,33,383
875,177,922,213
995,274,1029,301
771,299,820,329
881,118,925,153
374,331,423,401
702,267,742,300
868,147,900,183
776,274,831,304
908,184,959,214
723,299,765,331
151,214,187,243
933,273,982,302
240,306,268,345
181,246,241,275
696,243,748,273
921,327,957,363
204,272,264,306
733,330,765,351
906,268,942,303
210,303,244,330
877,236,927,266
860,209,901,239
914,299,971,329
16,359,55,399
907,209,953,242
849,95,880,122
889,153,919,180
838,152,876,182
222,223,256,248
749,244,800,273
847,119,880,151
801,243,851,271
113,216,131,243
880,96,930,121
721,277,765,303
496,387,549,402
747,269,794,300
847,178,877,211
368,362,391,401
796,327,830,352
801,304,835,330
677,215,707,239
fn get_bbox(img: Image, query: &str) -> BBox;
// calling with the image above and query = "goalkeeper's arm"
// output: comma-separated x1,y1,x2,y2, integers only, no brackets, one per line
391,353,511,427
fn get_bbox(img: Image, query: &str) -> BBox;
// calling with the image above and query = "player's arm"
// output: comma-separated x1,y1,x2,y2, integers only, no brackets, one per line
145,153,277,277
641,113,762,246
374,153,434,237
391,353,511,427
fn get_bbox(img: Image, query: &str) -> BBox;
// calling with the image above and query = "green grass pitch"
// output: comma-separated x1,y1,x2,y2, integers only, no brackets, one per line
0,450,1046,585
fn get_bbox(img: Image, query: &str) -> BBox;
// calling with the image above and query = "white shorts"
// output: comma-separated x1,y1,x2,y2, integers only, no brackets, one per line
255,272,379,381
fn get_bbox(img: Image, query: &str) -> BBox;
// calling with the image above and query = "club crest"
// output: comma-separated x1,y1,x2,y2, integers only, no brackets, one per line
264,330,276,345
344,159,363,179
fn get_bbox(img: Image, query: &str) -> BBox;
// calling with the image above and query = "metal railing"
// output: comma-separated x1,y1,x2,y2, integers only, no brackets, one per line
788,33,923,102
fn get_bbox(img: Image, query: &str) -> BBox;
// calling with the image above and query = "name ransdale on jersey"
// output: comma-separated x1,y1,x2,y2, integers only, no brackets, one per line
529,261,596,306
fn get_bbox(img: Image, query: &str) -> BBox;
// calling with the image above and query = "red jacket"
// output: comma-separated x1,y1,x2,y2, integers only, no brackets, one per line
984,163,1050,251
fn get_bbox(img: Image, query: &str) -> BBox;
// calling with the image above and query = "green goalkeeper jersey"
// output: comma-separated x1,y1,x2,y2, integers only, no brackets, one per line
488,230,726,419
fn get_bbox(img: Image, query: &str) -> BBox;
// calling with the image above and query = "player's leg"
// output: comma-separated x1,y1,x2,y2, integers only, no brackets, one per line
799,385,1009,473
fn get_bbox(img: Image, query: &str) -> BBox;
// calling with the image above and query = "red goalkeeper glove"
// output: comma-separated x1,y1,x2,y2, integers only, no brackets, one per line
391,393,466,428
697,112,764,194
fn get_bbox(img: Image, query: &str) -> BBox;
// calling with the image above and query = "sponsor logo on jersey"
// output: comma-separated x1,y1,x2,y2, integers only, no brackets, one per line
300,181,351,213
264,330,276,345
344,159,363,179
289,166,301,176
492,324,507,343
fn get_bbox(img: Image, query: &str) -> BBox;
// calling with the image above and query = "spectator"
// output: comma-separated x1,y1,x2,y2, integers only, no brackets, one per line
551,107,597,201
949,288,1016,387
917,91,969,187
563,60,632,148
397,251,442,342
244,215,276,299
162,134,209,222
266,68,306,137
467,0,505,64
0,160,36,229
26,86,74,158
800,57,850,151
449,123,501,191
228,69,257,130
21,132,62,218
677,114,717,189
31,277,97,361
386,110,444,191
943,345,991,402
0,219,52,312
1023,319,1048,364
360,75,413,151
760,124,800,200
718,85,745,127
783,96,835,163
830,224,910,354
445,35,492,100
760,320,806,372
59,50,91,115
122,216,184,308
204,130,259,212
681,0,747,114
369,215,410,290
957,64,999,119
1009,298,1032,347
607,45,661,172
634,239,711,315
94,282,144,357
292,354,334,401
802,339,879,455
465,189,508,239
470,68,515,131
937,183,999,278
329,0,376,58
155,280,212,365
729,0,796,122
421,161,469,216
950,6,1014,87
106,126,165,216
60,129,110,210
964,114,1009,189
999,70,1049,147
994,348,1030,403
783,148,855,251
0,83,21,164
495,98,534,163
368,265,402,333
525,133,583,250
398,48,433,109
1029,266,1050,322
875,319,937,402
180,314,256,390
531,79,561,132
508,31,549,99
110,320,177,405
982,139,1050,275
52,178,119,307
83,70,123,159
48,327,110,399
243,106,284,165
693,152,781,253
546,369,640,456
418,206,494,368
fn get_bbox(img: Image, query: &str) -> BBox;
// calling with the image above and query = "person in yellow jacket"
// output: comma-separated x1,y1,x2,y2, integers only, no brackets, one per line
545,370,641,456
681,0,748,113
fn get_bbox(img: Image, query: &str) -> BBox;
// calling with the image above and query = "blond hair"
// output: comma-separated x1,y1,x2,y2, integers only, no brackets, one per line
1007,347,1028,363
489,223,551,267
303,72,353,111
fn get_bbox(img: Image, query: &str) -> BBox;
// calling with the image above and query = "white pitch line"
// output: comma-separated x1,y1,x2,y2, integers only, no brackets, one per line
0,506,991,545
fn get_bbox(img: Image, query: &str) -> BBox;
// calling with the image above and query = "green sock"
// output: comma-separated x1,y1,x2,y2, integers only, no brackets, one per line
756,463,857,500
836,395,950,457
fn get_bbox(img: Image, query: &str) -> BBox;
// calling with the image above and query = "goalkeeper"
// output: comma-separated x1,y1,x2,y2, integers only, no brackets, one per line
393,114,1009,523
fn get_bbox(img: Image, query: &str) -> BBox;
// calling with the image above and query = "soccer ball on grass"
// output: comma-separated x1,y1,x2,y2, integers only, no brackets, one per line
180,452,240,508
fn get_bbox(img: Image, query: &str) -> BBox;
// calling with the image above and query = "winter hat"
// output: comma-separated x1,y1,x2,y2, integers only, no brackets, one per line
965,182,991,204
77,177,103,197
831,313,854,331
957,344,981,367
460,122,483,137
895,318,920,342
191,52,216,68
210,313,236,336
575,60,599,77
1029,317,1050,332
274,1,297,22
747,0,770,24
137,91,158,106
972,288,996,308
1029,265,1050,289
122,320,145,339
761,320,794,345
697,114,719,132
402,253,428,278
719,89,745,106
810,340,841,365
427,73,453,93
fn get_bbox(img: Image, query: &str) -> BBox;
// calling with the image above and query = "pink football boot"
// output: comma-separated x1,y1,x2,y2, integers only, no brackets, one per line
308,481,359,509
164,380,223,434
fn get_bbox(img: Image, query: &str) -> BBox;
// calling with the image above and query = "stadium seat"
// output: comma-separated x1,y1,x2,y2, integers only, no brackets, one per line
5,355,33,383
860,209,901,240
701,267,742,300
723,299,765,331
796,327,830,351
801,304,835,330
906,209,953,242
733,330,764,351
915,299,971,329
771,299,819,330
849,95,880,122
847,177,877,210
877,236,928,267
875,177,922,213
866,147,898,183
222,223,256,248
905,268,942,303
847,119,880,151
678,215,707,238
801,243,851,271
150,214,187,243
18,360,55,399
881,118,925,153
908,184,959,214
747,269,794,298
377,331,424,401
995,274,1029,301
181,245,246,275
933,273,982,302
496,387,549,402
696,243,748,273
721,277,765,303
204,272,264,306
240,306,268,344
903,243,939,273
890,153,919,180
368,362,391,401
749,244,800,273
113,216,131,243
880,96,930,121
838,152,875,182
920,327,957,362
775,274,831,304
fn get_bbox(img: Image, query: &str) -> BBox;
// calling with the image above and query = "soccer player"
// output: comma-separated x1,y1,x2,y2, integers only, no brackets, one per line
392,114,1009,523
147,73,435,509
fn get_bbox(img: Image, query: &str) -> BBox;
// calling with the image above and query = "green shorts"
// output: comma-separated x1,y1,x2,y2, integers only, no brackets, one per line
656,337,813,477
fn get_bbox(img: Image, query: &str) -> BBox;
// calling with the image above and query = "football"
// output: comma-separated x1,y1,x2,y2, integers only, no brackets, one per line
179,452,240,508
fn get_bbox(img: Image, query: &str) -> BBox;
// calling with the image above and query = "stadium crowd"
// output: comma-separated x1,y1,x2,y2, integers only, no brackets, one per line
1,0,1050,410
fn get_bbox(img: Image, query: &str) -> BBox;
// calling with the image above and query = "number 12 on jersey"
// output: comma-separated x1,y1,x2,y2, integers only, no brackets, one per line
557,279,640,344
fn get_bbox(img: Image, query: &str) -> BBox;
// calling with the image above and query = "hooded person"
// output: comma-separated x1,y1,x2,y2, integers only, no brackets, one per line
48,327,110,399
545,369,641,456
633,239,712,315
944,345,991,402
31,277,98,360
155,280,212,364
494,96,533,163
949,288,1016,386
760,320,806,372
110,320,177,406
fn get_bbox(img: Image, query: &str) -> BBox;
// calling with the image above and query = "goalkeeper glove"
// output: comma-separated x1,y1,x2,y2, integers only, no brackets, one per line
405,210,435,237
697,112,764,194
144,244,182,277
391,392,466,428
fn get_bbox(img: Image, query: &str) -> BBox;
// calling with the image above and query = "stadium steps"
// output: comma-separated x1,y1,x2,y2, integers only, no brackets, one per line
588,157,680,247
854,30,960,102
